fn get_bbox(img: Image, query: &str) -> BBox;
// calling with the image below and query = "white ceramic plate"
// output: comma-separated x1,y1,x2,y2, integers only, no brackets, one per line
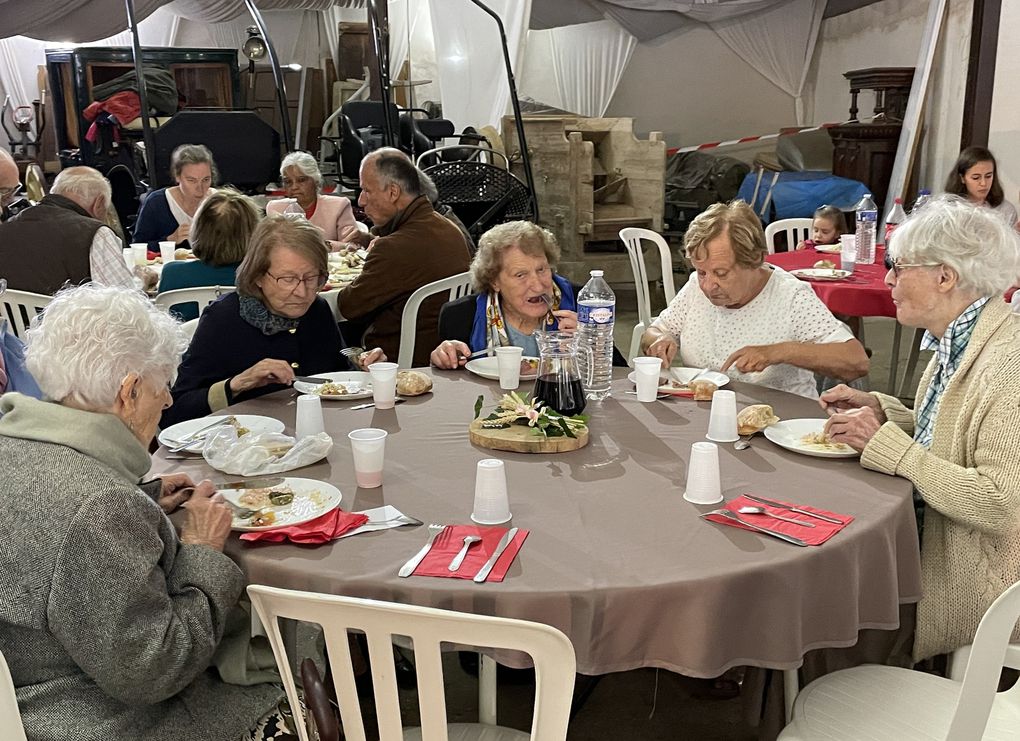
293,371,373,400
159,414,285,453
790,268,851,281
763,418,859,459
814,244,842,254
627,367,730,396
218,477,342,531
465,356,540,381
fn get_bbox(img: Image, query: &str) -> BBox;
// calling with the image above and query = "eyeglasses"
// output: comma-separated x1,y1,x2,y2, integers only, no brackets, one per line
266,271,327,290
883,253,941,277
0,182,23,200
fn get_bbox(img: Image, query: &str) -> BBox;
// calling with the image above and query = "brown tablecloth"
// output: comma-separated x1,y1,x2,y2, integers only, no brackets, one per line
151,368,922,678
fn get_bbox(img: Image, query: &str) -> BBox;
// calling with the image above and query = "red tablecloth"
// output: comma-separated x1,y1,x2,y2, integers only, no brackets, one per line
767,246,895,318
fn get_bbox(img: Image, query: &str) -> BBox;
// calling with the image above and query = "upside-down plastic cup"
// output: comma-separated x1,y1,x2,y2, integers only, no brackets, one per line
158,240,176,264
348,428,388,488
367,362,399,409
123,247,134,270
495,346,524,390
632,356,662,402
471,459,512,524
840,234,857,274
131,242,147,267
295,394,325,439
706,389,739,442
683,442,723,505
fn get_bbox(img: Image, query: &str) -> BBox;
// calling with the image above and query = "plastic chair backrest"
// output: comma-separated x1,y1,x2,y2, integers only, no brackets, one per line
318,288,341,320
619,228,676,330
397,271,473,368
0,648,28,741
0,288,52,339
946,579,1020,737
247,585,575,741
763,218,813,254
153,286,234,318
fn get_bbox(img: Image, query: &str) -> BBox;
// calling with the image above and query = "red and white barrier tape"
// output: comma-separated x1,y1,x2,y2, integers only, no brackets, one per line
671,119,858,155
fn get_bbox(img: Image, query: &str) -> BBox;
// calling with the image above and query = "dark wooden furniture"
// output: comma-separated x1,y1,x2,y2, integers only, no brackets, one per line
828,67,914,215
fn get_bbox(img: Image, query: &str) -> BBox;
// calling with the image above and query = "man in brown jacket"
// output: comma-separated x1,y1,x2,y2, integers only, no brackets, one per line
338,148,471,365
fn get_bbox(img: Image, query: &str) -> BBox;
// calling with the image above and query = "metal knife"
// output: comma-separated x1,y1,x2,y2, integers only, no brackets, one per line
473,527,519,583
398,524,445,578
211,477,286,491
702,511,808,547
294,376,331,384
744,494,845,525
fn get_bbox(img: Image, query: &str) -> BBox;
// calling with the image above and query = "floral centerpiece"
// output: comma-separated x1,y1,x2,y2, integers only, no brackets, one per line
473,391,589,438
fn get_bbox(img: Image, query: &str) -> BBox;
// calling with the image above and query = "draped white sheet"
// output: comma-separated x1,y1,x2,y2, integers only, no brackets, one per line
548,20,636,118
709,0,825,124
428,0,531,131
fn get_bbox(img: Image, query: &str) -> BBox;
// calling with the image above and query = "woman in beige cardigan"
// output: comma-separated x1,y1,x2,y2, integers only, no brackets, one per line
821,194,1020,661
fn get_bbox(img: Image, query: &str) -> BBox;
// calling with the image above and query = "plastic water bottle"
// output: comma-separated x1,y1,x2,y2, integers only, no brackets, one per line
577,269,615,401
854,193,877,265
884,197,907,246
912,188,932,214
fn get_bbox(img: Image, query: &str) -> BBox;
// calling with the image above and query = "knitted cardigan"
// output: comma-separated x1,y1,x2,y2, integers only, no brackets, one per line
860,299,1020,660
0,394,281,741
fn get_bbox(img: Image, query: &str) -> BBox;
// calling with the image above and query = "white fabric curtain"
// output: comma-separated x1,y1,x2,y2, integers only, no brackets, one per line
428,0,531,131
709,0,825,124
548,20,636,118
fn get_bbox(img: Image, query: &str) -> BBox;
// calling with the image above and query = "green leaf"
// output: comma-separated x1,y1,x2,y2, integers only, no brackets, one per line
473,395,484,419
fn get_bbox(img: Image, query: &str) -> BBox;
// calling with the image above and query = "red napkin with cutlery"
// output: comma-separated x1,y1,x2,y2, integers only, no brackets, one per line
240,508,368,544
412,525,529,581
704,494,852,546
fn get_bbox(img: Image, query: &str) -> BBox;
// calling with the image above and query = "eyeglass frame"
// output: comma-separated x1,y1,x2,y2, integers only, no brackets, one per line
0,182,23,200
265,270,328,290
883,252,941,278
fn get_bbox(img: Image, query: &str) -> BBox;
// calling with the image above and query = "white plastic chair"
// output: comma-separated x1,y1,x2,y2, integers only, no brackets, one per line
319,288,342,320
778,579,1020,740
179,318,200,340
247,584,576,741
618,228,676,361
153,285,234,318
0,288,52,339
763,218,813,255
0,648,28,741
397,271,473,368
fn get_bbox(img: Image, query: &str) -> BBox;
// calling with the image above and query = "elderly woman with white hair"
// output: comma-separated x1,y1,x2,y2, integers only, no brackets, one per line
822,194,1020,662
0,285,286,741
265,150,356,250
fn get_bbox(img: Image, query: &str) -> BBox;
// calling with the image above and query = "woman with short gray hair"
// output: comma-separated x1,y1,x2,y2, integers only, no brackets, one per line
133,142,218,248
265,150,356,251
822,194,1020,662
0,284,284,741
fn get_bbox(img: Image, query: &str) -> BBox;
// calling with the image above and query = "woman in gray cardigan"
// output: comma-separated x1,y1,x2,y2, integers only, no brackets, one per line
0,285,283,740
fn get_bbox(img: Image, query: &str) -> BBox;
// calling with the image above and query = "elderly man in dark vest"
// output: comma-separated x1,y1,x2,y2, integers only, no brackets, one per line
337,148,471,365
0,166,135,294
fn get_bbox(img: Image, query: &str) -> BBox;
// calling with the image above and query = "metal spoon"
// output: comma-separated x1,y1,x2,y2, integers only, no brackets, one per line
734,434,755,450
737,506,816,528
448,535,482,571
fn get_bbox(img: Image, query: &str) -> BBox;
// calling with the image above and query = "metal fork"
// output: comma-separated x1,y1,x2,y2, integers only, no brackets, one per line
341,346,365,362
398,523,445,577
166,416,234,453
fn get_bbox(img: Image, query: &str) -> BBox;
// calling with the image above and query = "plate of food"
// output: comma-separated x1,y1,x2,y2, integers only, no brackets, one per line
627,367,729,398
465,356,540,381
791,267,851,281
814,244,842,254
763,418,859,458
158,415,285,453
293,371,373,400
218,477,342,531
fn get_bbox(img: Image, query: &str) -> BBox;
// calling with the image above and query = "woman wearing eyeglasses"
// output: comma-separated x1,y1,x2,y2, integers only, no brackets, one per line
163,216,384,426
820,194,1020,663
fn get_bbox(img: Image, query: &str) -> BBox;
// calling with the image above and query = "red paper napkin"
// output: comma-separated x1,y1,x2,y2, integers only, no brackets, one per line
704,494,852,546
240,508,368,544
412,525,529,582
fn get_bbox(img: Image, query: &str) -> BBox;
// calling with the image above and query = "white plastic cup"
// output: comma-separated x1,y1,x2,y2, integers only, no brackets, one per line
471,458,511,524
348,428,388,488
839,234,857,274
683,442,723,505
632,356,662,402
367,362,398,409
495,346,524,390
131,242,147,267
158,241,176,264
706,389,739,442
123,247,134,270
294,394,325,439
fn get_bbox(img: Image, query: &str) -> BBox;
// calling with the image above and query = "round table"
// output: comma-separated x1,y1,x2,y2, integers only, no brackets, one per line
765,246,894,318
151,368,921,680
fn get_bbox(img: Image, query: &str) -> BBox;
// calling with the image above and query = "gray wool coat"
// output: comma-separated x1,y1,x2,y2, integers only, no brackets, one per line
0,394,281,740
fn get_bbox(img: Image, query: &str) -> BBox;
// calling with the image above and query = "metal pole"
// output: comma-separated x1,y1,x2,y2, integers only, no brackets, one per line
124,0,157,182
465,0,539,222
367,0,396,148
243,0,293,153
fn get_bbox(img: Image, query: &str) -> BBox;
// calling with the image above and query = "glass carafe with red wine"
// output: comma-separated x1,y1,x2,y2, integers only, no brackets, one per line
532,331,590,417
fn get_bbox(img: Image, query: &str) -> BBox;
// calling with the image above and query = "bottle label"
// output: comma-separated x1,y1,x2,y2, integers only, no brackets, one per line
884,223,897,244
579,304,614,324
857,211,877,223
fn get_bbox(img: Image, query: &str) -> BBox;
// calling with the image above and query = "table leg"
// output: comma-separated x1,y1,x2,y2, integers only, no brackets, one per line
887,321,902,395
897,327,925,398
479,652,497,725
783,667,799,723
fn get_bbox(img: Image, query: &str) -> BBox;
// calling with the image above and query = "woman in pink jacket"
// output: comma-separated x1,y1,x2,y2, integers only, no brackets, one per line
266,151,358,250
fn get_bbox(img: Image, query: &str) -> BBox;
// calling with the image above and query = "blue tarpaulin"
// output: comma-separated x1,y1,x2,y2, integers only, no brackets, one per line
737,171,870,224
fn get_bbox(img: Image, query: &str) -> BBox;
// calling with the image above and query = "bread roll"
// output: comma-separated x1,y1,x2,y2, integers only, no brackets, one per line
396,370,433,396
690,379,718,401
737,404,780,435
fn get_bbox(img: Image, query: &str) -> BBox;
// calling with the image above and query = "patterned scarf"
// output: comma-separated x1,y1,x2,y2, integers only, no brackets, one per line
468,272,576,353
239,294,301,336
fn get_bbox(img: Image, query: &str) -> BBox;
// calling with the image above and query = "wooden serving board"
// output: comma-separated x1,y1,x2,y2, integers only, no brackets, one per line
468,418,589,454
